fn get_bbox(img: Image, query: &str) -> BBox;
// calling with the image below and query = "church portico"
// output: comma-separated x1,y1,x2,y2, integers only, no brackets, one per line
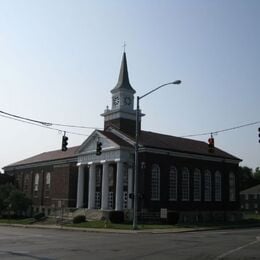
76,148,134,212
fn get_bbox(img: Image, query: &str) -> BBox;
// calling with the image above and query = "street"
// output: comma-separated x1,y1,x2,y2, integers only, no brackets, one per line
0,226,259,259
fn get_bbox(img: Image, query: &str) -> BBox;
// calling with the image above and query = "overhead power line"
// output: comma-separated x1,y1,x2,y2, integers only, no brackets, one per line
0,113,90,137
0,110,101,130
181,121,260,138
1,109,259,140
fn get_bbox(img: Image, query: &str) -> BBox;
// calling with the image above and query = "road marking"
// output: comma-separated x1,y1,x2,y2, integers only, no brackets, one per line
215,238,260,259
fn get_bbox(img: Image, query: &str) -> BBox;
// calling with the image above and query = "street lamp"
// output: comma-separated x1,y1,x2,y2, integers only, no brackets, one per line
133,80,182,230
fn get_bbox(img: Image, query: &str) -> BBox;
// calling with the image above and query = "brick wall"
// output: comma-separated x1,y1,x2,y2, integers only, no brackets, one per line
138,151,240,212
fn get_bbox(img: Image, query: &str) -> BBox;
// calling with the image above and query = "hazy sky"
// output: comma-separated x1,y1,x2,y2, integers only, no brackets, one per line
0,0,259,171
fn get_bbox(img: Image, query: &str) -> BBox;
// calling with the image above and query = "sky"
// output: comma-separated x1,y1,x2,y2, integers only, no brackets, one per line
0,0,259,171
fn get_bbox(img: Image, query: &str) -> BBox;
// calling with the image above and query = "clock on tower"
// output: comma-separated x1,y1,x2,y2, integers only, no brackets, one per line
112,96,120,106
124,96,132,106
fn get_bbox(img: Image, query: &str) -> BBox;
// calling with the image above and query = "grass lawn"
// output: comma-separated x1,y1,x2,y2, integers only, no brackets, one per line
65,220,178,230
68,212,260,230
1,212,260,230
243,212,260,220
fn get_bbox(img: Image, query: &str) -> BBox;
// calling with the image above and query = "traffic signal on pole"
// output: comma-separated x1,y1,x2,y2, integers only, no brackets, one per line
208,137,214,153
258,127,260,143
62,135,68,151
96,141,102,155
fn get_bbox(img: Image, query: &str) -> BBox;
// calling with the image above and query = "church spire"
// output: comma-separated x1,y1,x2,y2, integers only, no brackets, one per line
111,52,136,94
101,51,138,136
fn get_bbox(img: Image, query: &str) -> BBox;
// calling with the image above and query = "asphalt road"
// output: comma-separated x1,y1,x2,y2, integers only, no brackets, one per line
0,226,259,260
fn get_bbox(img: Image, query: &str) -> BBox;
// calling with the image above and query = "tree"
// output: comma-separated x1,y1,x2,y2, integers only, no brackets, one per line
0,184,31,217
238,166,255,190
0,183,15,214
7,190,31,216
254,167,260,181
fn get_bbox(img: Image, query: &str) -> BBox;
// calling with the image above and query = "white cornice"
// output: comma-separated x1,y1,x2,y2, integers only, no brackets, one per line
78,149,133,165
101,110,136,121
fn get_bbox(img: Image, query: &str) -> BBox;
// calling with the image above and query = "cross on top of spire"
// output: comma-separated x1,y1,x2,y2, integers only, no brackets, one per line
111,51,136,94
123,42,126,52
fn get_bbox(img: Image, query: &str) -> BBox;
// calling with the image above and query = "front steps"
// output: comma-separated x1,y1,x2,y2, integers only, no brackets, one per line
73,208,110,221
49,208,133,222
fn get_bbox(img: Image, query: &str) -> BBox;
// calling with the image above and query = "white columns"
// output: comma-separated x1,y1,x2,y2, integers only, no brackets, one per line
115,160,124,211
101,161,109,210
76,164,84,208
88,163,96,209
127,167,133,209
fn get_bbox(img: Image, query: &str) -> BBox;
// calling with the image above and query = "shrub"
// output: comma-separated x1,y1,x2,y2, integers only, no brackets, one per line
73,215,86,224
167,211,179,225
109,211,124,223
34,212,45,220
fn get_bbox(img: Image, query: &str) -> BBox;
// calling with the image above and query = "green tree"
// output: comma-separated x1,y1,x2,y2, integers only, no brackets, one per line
0,184,31,217
8,190,31,216
238,166,256,190
254,167,260,181
0,183,15,214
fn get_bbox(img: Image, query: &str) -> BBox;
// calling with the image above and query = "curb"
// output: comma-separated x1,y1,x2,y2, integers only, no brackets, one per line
0,223,203,234
0,223,260,234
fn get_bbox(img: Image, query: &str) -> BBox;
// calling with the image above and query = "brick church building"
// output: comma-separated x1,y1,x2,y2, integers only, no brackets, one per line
3,52,242,222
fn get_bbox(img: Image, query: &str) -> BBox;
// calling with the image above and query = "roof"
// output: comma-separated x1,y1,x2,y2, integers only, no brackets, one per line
139,130,241,161
4,146,80,169
241,184,260,194
4,128,241,170
99,130,132,148
111,52,136,94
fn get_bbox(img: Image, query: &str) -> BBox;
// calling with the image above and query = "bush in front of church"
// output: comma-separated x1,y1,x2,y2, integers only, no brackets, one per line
73,215,86,224
34,212,45,220
109,211,124,223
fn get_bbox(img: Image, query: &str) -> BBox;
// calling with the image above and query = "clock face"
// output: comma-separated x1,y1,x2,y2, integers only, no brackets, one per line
124,96,131,106
113,96,120,106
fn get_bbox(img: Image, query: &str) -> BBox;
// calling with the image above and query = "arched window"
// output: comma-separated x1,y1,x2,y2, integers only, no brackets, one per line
34,173,39,191
193,169,201,201
229,172,236,201
45,172,51,197
182,167,189,201
204,170,211,201
215,171,222,201
169,166,177,201
151,164,160,200
46,172,51,185
34,173,39,196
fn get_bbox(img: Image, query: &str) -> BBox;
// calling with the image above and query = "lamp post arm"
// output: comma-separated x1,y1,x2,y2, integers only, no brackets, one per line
139,81,181,100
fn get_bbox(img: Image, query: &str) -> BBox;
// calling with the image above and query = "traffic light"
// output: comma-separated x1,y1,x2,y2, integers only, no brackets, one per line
62,135,68,151
96,141,102,155
208,137,214,153
258,127,260,143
